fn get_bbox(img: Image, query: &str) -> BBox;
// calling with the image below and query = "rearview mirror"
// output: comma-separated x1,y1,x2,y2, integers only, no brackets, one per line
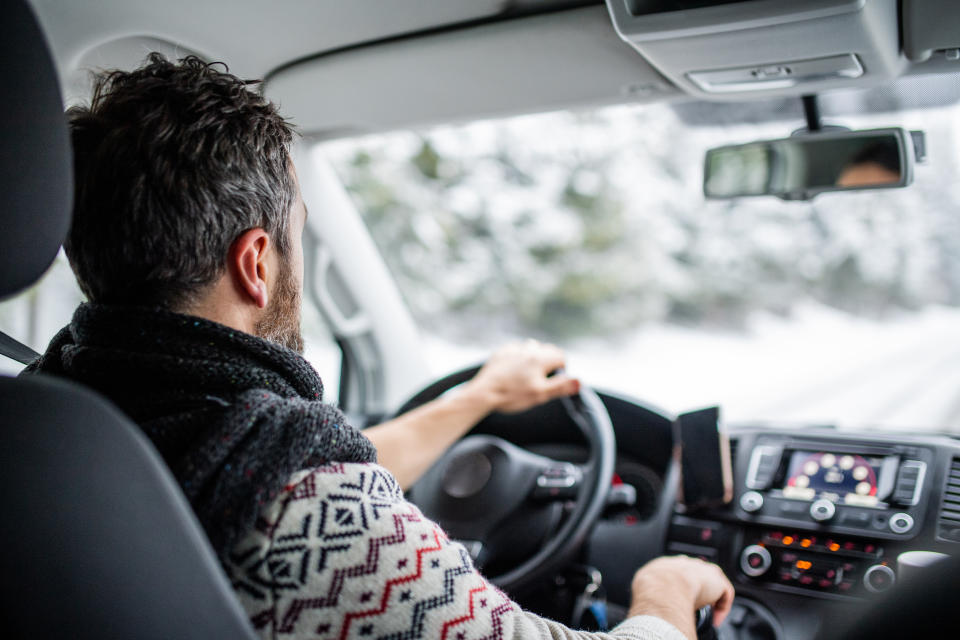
704,128,922,201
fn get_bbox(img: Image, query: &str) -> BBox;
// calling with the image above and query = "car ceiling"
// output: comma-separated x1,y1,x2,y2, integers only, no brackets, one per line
28,0,603,104
27,0,960,137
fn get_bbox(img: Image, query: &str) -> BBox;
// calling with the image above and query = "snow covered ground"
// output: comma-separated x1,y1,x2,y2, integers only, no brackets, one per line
422,303,960,435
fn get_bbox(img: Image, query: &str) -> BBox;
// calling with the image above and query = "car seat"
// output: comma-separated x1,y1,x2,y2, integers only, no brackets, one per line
0,2,258,638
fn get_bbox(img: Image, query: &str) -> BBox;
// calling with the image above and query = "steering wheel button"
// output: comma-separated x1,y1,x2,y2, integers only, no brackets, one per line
533,464,582,499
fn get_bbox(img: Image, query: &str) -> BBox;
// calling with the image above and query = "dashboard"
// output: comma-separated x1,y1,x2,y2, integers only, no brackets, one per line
664,427,960,639
472,390,960,639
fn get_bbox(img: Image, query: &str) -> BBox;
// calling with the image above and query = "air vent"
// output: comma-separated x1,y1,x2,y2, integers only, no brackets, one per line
937,458,960,543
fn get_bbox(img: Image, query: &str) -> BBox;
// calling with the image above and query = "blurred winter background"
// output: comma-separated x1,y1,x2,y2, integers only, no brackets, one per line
323,82,960,431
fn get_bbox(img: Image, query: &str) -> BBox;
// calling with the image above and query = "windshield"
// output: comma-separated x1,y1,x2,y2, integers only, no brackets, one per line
324,84,960,433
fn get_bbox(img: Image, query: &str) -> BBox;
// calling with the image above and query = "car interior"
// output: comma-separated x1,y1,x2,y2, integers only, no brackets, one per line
4,1,960,638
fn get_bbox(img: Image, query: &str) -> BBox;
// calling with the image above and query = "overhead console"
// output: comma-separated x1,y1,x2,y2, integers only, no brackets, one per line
604,0,905,100
903,0,960,65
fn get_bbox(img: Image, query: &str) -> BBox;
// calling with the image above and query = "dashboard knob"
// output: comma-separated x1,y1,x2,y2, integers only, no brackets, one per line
810,499,836,522
863,564,896,593
740,544,772,577
889,512,915,534
740,491,764,513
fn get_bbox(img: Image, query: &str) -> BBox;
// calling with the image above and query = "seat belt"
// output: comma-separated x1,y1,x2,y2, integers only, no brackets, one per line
0,330,40,365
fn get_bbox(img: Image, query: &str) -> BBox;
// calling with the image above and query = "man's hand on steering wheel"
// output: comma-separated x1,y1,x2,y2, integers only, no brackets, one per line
463,340,581,414
363,339,581,490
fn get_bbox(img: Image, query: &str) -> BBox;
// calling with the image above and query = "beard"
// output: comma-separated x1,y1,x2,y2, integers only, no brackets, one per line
254,255,304,354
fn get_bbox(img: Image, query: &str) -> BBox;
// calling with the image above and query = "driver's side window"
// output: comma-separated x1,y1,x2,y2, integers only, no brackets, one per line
0,252,82,375
301,294,342,403
0,251,344,398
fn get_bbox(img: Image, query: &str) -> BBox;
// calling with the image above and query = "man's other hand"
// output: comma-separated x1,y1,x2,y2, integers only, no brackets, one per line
628,556,735,639
465,340,581,414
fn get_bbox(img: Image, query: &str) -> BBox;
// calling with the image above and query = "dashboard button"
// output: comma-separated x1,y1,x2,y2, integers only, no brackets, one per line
842,510,871,526
740,545,772,577
780,501,806,516
889,512,915,534
740,491,764,513
810,499,836,522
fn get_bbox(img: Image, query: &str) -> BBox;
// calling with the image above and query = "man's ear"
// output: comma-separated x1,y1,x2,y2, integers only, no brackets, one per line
229,228,272,309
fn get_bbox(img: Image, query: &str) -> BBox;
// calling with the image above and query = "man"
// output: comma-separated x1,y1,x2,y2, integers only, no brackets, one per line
835,141,902,189
28,54,733,639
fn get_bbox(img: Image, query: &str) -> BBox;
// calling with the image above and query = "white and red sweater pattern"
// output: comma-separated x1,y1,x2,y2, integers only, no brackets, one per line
226,462,687,640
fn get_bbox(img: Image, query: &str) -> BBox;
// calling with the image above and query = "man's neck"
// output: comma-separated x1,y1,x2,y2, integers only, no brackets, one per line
177,277,258,338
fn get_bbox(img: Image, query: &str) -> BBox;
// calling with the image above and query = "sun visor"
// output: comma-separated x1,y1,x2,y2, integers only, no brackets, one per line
264,6,680,138
605,0,905,101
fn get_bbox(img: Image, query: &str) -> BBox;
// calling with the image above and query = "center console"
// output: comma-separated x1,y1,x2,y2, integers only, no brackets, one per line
731,435,933,598
668,431,938,606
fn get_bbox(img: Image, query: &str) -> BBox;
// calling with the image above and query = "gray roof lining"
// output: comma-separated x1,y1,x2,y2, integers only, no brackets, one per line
30,0,518,98
27,0,960,135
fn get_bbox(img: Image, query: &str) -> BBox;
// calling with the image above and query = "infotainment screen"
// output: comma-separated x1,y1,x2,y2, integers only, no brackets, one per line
782,451,885,506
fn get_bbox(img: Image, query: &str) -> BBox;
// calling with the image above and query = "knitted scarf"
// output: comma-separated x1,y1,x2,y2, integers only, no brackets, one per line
24,303,378,559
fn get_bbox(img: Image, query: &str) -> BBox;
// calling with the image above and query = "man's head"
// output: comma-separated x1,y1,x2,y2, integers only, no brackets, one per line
836,141,902,189
65,53,305,351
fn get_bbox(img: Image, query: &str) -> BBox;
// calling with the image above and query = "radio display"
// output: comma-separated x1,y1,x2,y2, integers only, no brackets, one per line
782,451,885,506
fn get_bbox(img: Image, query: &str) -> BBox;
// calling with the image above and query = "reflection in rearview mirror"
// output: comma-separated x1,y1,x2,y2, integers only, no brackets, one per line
704,128,921,201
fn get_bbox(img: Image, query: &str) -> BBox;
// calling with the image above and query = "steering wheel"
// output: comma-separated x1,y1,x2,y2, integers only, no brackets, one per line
396,365,631,594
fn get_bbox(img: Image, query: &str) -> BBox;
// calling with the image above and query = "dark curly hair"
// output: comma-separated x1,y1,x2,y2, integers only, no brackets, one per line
65,53,296,310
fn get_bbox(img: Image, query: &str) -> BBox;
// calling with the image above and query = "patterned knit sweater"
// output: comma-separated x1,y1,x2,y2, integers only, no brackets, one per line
226,462,688,640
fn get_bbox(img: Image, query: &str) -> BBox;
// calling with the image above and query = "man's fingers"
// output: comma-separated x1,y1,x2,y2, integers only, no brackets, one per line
474,340,577,412
542,375,581,400
710,578,736,627
530,342,566,373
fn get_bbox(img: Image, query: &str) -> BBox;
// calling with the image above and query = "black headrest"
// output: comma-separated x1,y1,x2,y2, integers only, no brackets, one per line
0,0,72,300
